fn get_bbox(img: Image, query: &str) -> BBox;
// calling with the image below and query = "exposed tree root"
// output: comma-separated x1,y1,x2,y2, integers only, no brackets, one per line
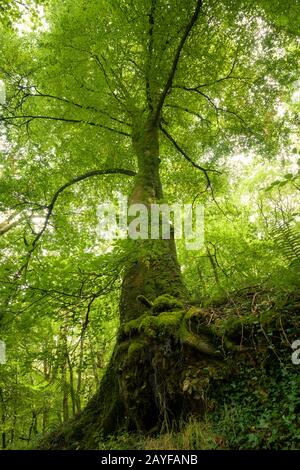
39,298,234,449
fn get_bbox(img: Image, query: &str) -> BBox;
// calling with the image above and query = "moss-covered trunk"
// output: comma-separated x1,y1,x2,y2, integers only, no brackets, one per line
120,114,187,322
40,115,224,450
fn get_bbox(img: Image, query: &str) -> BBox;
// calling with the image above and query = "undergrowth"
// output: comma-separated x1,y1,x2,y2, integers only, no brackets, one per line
96,287,300,450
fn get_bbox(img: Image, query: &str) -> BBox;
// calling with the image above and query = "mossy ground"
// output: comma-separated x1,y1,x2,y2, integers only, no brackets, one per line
39,288,300,450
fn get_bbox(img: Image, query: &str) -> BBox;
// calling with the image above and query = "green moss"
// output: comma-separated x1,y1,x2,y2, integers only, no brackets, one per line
153,294,184,313
123,317,144,335
123,306,219,356
143,310,184,336
179,309,219,356
136,295,153,309
213,308,279,338
123,307,220,355
179,326,218,356
184,307,212,324
123,310,184,339
127,339,148,359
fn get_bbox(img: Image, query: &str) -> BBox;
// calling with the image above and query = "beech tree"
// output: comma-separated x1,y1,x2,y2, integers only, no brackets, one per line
0,0,299,448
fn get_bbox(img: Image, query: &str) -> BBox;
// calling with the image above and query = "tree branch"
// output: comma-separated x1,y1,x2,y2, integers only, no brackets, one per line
153,0,203,123
1,168,136,239
146,0,157,111
13,168,136,274
174,43,248,90
0,215,25,236
31,168,136,248
0,114,131,137
172,86,253,133
161,125,228,215
22,89,131,127
165,103,211,124
160,125,220,187
92,53,130,111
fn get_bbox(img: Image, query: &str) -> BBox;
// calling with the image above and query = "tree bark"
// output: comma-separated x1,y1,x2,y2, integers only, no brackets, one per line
39,113,223,450
120,114,187,322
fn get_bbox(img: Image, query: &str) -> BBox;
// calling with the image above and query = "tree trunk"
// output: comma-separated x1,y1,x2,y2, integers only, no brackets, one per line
120,114,187,322
0,389,6,450
75,333,85,413
40,114,224,449
61,330,70,423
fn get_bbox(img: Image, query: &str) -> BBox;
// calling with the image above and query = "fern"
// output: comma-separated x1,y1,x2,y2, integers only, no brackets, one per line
272,221,300,270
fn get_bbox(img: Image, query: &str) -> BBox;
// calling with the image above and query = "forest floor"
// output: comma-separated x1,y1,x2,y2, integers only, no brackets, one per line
103,289,299,450
39,286,300,451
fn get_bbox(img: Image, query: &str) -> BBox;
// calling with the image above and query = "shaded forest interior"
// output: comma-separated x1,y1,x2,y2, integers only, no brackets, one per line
0,0,299,450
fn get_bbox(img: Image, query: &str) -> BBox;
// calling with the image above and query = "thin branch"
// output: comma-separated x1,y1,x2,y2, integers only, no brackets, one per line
14,1,30,10
174,43,248,89
189,88,219,111
19,168,136,272
160,125,226,214
173,86,253,133
80,296,95,338
60,41,117,101
146,0,157,111
0,216,25,236
24,89,131,127
165,103,211,124
33,168,136,246
154,0,203,123
0,114,131,137
160,125,219,184
92,53,129,111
